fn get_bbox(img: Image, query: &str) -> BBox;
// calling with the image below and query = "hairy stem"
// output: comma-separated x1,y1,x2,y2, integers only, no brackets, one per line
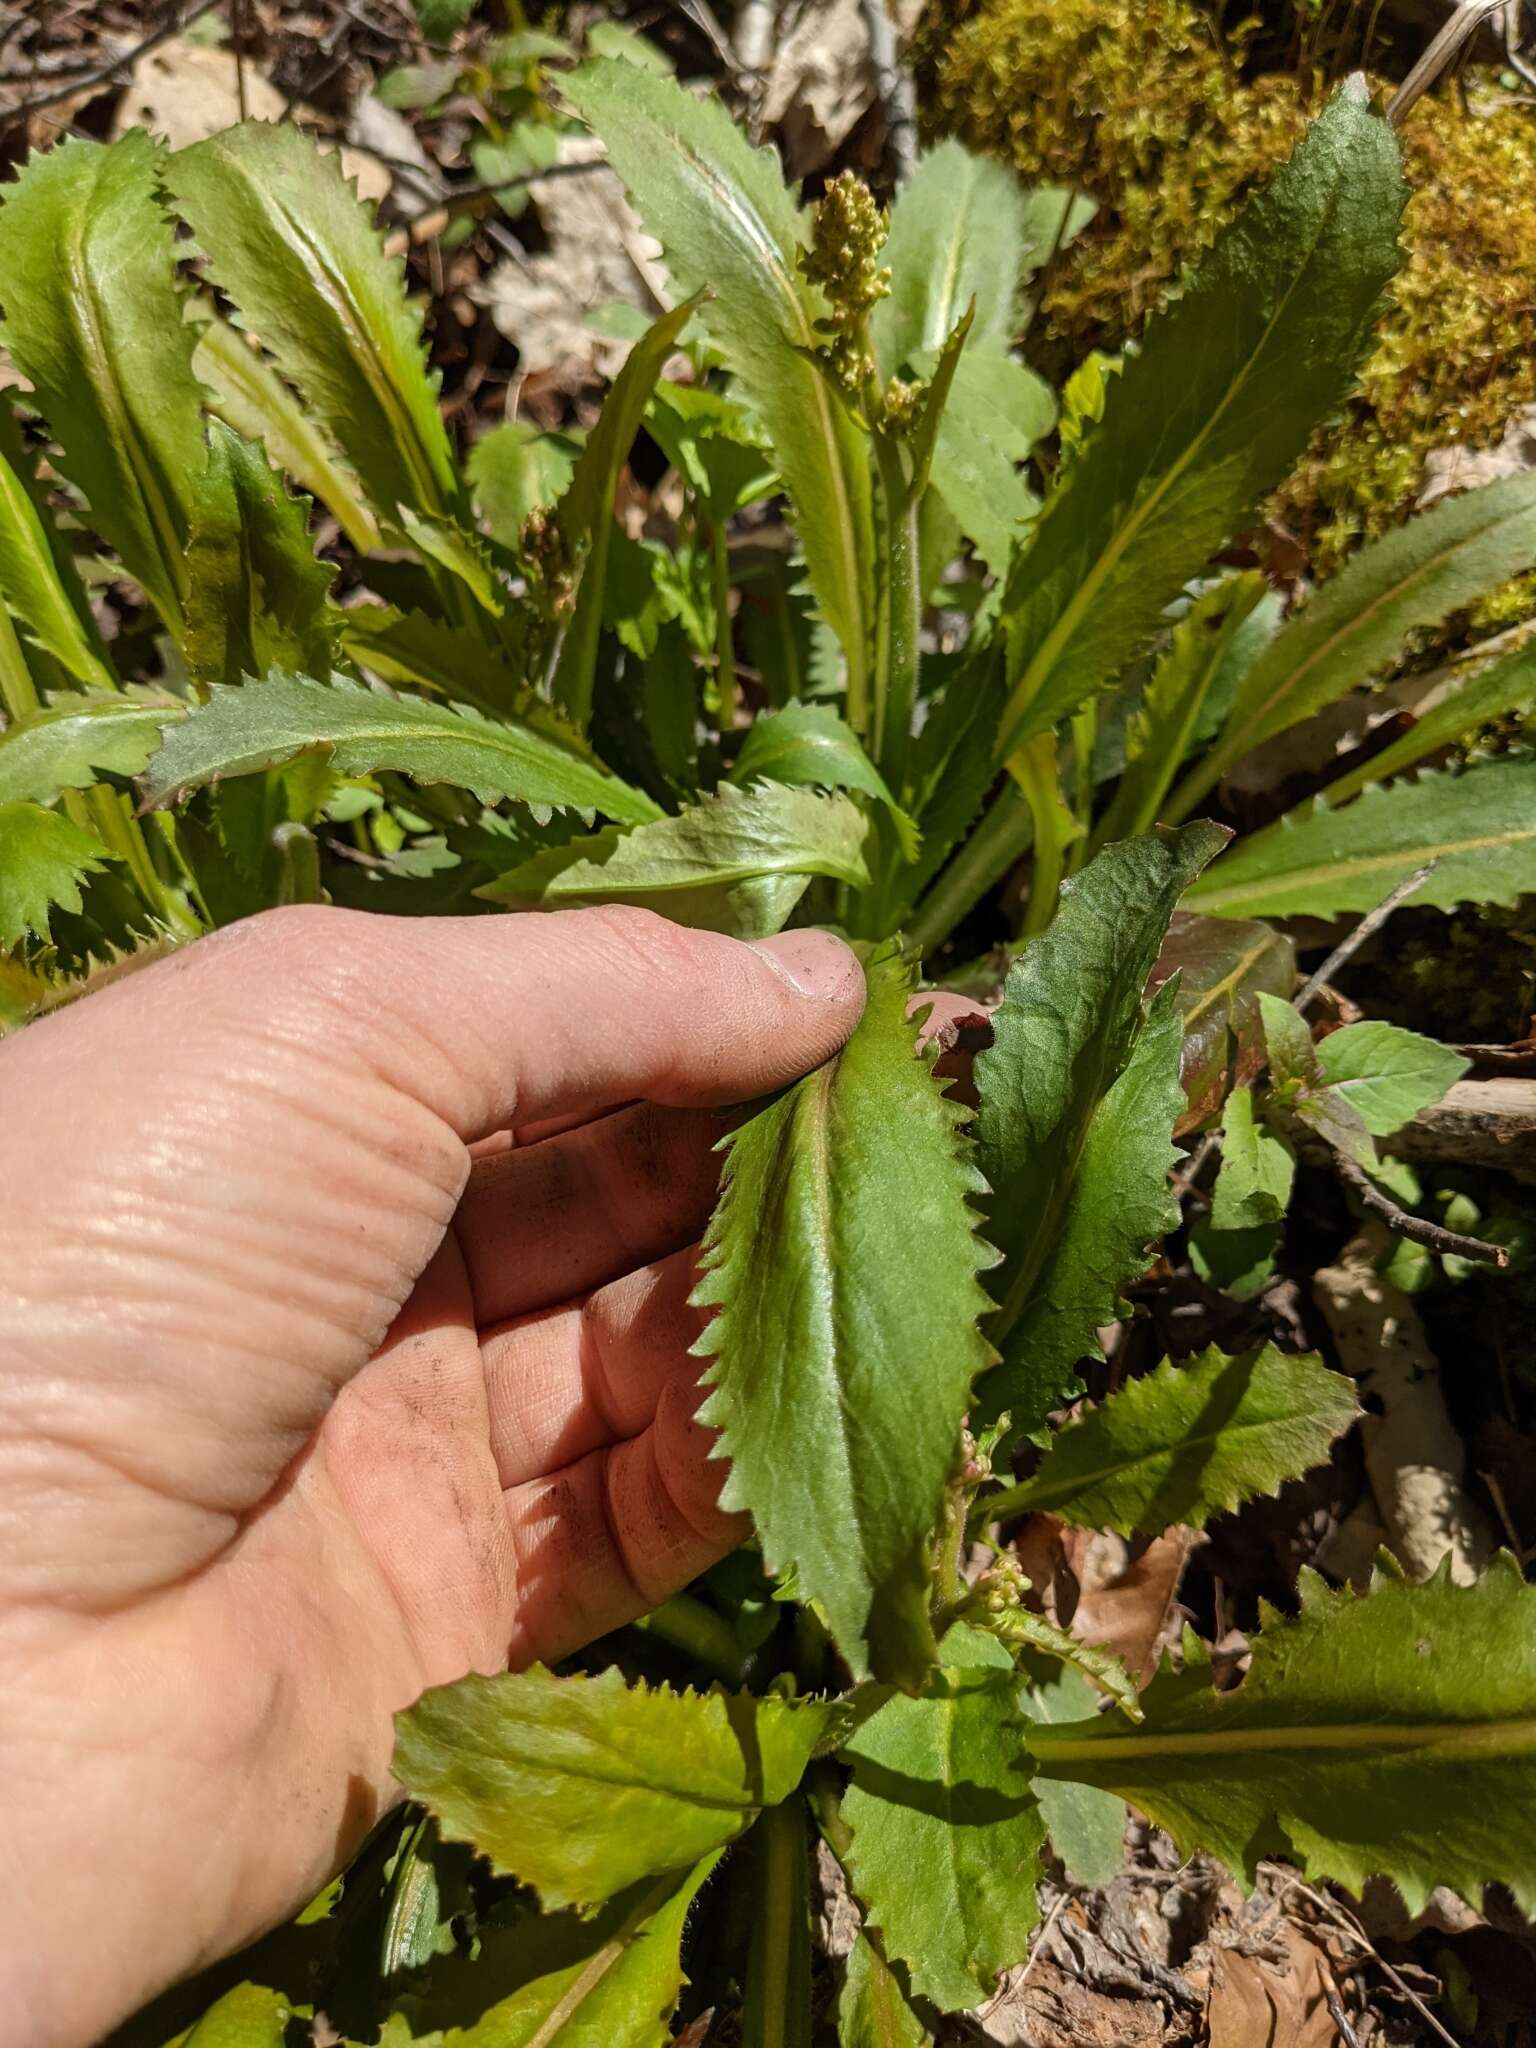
907,780,1034,956
742,1797,813,2048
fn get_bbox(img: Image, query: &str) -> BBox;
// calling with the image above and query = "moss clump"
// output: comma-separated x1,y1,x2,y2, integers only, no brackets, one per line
920,0,1536,580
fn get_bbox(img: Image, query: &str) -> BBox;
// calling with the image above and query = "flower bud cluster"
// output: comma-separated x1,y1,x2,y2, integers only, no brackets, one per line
800,171,891,404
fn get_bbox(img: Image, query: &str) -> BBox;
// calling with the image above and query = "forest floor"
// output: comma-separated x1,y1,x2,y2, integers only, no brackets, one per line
8,3,1536,2043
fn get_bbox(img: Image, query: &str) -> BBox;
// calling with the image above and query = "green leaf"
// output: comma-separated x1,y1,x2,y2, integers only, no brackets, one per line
730,702,917,858
1176,473,1536,813
165,123,460,532
562,62,875,711
413,0,474,38
923,353,1049,578
410,1860,719,2048
973,825,1227,1436
1314,1019,1469,1136
646,382,777,520
1255,988,1317,1088
995,84,1404,756
1097,575,1268,845
838,1931,931,2048
1186,761,1536,919
986,1344,1357,1535
552,295,699,729
1210,1085,1296,1229
841,1629,1045,2014
0,691,184,805
467,420,581,545
694,944,997,1687
171,1983,301,2046
1017,1661,1127,1887
0,439,114,691
340,603,551,725
875,143,1033,369
183,420,338,685
1028,1558,1536,1913
396,506,505,617
141,671,658,825
0,800,114,950
393,1664,830,1907
478,781,869,937
1323,634,1536,808
193,313,382,556
0,131,217,633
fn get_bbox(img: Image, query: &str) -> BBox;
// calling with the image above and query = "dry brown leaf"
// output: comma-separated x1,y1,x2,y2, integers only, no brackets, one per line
475,135,664,386
979,1952,1176,2047
109,35,390,201
1204,1920,1344,2048
1065,1527,1197,1688
1420,403,1536,508
761,0,924,173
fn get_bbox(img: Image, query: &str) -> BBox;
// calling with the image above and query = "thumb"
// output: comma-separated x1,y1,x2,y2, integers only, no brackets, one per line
253,902,868,1141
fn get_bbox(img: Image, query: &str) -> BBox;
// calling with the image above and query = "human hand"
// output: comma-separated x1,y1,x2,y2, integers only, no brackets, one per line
0,904,864,2047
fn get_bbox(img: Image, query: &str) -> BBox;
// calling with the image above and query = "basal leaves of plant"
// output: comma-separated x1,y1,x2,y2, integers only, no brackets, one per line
393,1664,832,1907
0,130,218,636
140,670,658,826
693,943,996,1687
0,691,182,807
973,824,1226,1437
165,121,461,535
983,1345,1358,1535
478,780,871,938
995,80,1404,756
841,1625,1044,2013
0,800,114,949
563,59,875,706
1026,1559,1536,1913
1173,471,1536,816
1188,761,1536,919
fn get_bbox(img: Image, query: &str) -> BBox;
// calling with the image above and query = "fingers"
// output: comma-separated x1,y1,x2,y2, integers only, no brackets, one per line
204,901,865,1146
503,1376,744,1668
456,1106,724,1324
480,1246,705,1486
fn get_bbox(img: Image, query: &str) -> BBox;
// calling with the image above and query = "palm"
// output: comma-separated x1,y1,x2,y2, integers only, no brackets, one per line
1,905,862,2047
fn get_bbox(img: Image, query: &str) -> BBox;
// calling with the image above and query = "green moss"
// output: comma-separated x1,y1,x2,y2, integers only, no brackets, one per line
921,0,1536,583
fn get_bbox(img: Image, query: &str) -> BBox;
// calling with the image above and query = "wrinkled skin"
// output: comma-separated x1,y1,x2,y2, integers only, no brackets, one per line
0,904,864,2048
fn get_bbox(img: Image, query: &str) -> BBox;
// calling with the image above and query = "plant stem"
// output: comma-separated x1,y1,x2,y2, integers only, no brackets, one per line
1068,701,1097,873
871,434,921,795
630,1592,745,1685
710,518,737,739
0,603,41,720
906,779,1034,957
742,1798,813,2048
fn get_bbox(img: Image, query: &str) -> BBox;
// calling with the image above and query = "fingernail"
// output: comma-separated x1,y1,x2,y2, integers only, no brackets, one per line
751,929,861,999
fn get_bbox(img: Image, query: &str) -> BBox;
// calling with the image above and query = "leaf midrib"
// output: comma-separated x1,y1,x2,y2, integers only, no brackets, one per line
69,169,187,629
1004,161,1351,747
1009,1402,1334,1518
649,112,866,680
1194,818,1536,911
1227,495,1536,760
1031,1715,1536,1763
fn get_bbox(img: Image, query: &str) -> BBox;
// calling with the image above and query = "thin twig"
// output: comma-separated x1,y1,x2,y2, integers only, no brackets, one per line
379,156,607,256
1294,861,1438,1012
1332,1148,1509,1265
3,0,223,116
1388,0,1506,125
861,0,918,184
1274,1871,1464,2048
